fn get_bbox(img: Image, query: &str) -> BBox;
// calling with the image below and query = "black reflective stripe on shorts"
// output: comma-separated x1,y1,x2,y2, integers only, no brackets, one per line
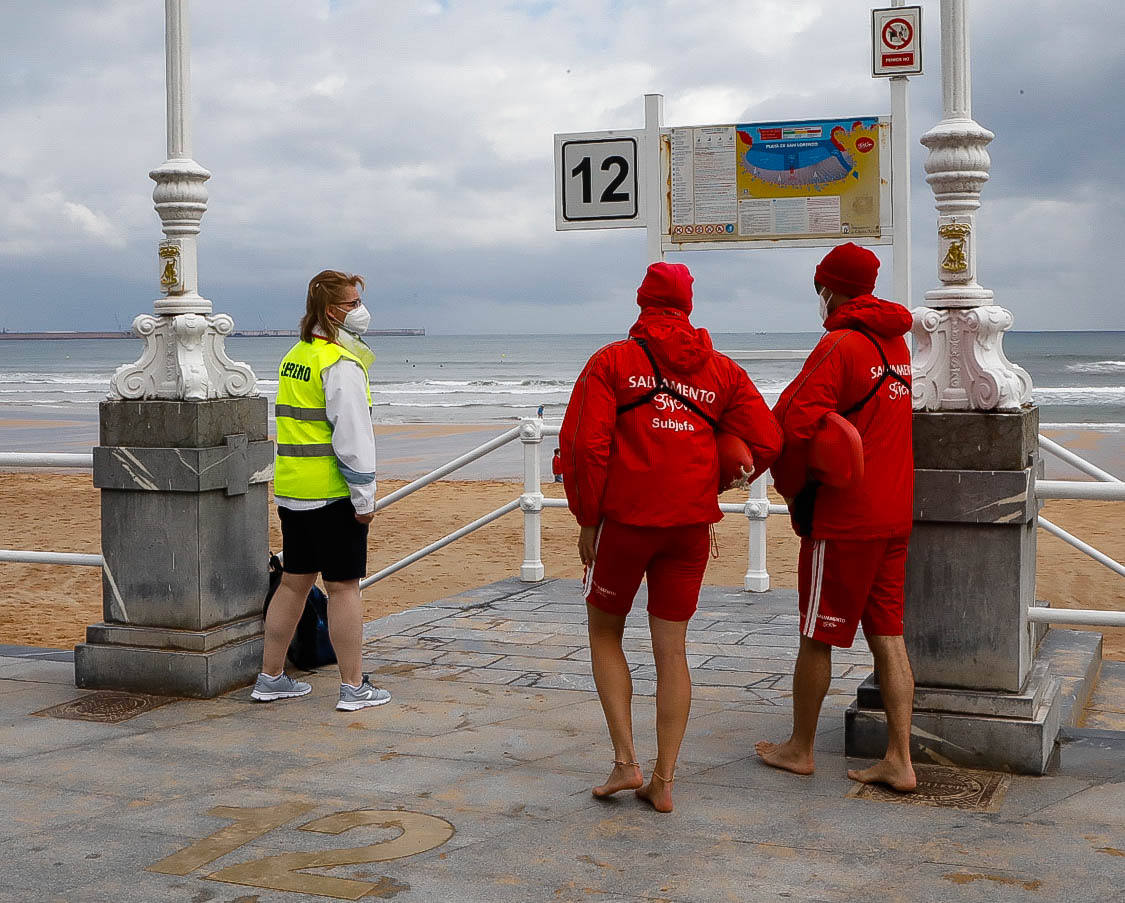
275,443,336,457
275,404,328,421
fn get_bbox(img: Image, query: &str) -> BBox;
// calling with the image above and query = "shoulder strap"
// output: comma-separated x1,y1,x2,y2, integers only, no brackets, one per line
839,328,911,418
616,337,719,430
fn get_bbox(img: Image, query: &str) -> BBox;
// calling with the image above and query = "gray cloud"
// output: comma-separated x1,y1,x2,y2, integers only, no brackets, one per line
0,0,1121,335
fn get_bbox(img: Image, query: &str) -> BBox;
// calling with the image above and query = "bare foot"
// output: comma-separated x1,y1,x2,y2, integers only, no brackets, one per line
635,773,674,813
847,758,917,792
754,739,815,775
592,762,643,799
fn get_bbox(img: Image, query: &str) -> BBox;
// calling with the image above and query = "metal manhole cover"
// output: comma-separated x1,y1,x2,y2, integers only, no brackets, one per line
847,764,1010,811
33,691,177,724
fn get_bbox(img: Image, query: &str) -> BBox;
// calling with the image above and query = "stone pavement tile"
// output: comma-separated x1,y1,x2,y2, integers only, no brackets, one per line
395,805,929,903
490,653,598,675
432,649,506,668
365,645,447,665
0,712,154,762
389,722,597,767
994,772,1100,819
1024,779,1125,827
429,637,582,659
361,605,453,641
0,741,281,802
384,676,592,710
417,625,558,645
0,823,195,900
688,750,858,799
1053,730,1125,781
911,818,1125,897
0,780,124,841
254,696,531,737
0,658,76,684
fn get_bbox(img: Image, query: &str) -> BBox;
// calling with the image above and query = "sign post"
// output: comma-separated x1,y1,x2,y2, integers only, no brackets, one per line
873,2,922,309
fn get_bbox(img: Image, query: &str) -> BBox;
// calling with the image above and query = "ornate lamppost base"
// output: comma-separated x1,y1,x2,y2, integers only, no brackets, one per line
111,311,256,401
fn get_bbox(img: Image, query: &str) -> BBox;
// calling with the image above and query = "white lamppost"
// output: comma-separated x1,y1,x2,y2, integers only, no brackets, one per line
911,0,1031,411
111,0,254,401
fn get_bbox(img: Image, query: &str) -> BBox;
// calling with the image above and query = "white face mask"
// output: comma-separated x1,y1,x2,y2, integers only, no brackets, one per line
818,287,832,324
339,302,371,335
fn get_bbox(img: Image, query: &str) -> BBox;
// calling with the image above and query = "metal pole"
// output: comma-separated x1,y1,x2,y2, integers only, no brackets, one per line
744,478,770,592
889,0,911,309
644,93,665,264
519,418,545,581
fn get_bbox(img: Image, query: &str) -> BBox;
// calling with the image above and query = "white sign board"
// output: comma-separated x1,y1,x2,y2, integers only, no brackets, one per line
872,6,922,77
554,130,646,230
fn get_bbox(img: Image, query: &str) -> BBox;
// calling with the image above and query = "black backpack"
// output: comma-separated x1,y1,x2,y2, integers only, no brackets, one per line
263,553,337,671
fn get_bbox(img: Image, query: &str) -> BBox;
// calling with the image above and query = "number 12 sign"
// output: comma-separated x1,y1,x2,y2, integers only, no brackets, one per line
555,130,646,230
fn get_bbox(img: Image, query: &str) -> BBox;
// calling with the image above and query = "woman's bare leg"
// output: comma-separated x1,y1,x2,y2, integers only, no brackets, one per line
637,614,691,813
587,603,643,797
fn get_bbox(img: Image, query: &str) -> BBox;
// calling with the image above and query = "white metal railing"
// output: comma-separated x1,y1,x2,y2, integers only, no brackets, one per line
1030,433,1124,628
0,425,1121,619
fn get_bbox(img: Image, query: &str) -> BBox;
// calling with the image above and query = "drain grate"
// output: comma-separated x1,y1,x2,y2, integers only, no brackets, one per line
33,691,177,724
847,764,1010,811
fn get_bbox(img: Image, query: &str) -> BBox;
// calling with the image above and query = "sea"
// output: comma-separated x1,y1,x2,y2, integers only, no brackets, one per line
1,331,1123,455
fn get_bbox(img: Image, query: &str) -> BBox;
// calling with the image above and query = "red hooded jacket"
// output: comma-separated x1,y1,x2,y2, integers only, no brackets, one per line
771,295,914,539
560,308,782,528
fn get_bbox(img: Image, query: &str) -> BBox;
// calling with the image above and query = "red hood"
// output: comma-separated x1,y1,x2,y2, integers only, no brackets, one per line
628,307,713,375
825,294,913,338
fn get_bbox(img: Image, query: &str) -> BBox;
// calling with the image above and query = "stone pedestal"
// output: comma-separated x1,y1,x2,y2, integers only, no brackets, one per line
845,407,1067,774
75,397,273,697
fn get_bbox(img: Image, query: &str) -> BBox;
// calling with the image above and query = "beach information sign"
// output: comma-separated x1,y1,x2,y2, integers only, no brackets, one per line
666,116,891,249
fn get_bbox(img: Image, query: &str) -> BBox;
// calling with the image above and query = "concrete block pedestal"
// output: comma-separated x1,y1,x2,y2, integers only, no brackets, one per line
75,397,273,697
844,408,1087,775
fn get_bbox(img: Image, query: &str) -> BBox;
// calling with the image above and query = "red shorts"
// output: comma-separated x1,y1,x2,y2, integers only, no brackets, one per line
584,519,710,622
798,536,909,647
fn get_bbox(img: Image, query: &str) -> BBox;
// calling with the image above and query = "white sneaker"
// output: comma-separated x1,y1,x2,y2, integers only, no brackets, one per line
336,675,391,711
250,672,312,701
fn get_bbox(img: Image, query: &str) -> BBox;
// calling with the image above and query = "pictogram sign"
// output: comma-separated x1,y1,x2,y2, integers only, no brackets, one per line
872,6,923,77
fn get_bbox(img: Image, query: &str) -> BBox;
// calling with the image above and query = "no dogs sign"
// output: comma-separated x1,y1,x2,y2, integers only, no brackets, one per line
872,6,922,77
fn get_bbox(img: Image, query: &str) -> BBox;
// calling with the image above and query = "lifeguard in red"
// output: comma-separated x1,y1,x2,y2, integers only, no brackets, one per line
757,241,917,794
560,260,781,813
772,261,914,647
560,263,782,622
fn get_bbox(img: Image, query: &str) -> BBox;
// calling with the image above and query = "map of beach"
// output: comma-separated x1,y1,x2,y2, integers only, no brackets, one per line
667,116,886,244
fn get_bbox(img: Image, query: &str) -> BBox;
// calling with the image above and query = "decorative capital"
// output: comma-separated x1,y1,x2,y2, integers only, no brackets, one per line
911,305,1032,412
110,313,256,401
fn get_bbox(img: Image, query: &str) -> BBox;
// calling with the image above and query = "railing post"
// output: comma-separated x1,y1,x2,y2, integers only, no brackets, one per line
743,476,770,592
519,418,545,581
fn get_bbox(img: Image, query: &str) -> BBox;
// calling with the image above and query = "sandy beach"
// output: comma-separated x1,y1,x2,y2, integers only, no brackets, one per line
1,467,1122,660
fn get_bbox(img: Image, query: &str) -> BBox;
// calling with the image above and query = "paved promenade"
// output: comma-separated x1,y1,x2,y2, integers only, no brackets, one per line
1,578,1123,902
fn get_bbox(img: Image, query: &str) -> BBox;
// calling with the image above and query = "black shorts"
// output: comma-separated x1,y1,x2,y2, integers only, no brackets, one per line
278,498,369,582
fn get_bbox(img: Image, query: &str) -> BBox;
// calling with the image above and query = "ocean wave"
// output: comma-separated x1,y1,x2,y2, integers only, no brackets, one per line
0,372,110,385
1033,386,1125,403
1066,361,1125,373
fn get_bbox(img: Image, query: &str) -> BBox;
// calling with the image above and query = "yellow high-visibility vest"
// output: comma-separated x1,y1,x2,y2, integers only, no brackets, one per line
274,338,372,500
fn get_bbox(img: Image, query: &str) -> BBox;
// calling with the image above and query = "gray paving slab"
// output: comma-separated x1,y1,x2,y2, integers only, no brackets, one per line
0,577,1122,902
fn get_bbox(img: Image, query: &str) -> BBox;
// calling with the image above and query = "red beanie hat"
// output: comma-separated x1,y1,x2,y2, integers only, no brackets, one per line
636,262,693,314
814,242,879,298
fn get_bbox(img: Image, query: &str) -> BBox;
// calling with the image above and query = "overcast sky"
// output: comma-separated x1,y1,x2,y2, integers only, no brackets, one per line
1,1,1121,334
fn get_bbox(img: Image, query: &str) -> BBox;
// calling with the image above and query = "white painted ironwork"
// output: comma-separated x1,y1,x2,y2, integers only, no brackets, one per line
0,453,94,469
911,0,1031,411
1027,607,1125,628
0,550,103,567
1036,481,1125,502
110,0,254,401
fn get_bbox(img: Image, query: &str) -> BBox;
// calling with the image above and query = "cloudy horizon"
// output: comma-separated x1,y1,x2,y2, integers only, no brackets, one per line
2,1,1121,335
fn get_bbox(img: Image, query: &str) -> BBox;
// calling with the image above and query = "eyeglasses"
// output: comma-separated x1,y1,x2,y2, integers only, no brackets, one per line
334,298,362,311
